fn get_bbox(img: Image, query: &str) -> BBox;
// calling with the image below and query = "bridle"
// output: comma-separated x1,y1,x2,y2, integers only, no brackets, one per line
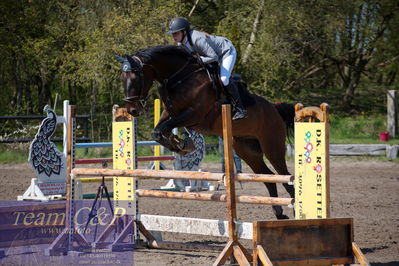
122,54,205,109
123,56,150,108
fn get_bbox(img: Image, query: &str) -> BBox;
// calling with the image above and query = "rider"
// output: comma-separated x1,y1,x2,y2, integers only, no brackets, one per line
167,17,248,120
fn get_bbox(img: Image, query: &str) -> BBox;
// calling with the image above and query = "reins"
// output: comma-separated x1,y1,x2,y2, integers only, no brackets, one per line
158,60,205,115
123,54,206,113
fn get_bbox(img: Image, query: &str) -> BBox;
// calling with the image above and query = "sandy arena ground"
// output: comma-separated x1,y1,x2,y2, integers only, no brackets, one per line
0,157,398,265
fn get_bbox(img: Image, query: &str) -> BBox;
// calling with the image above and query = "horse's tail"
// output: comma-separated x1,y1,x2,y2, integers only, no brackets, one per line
274,102,295,142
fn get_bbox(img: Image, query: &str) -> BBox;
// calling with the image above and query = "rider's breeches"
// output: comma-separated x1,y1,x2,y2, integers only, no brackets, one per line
220,47,237,86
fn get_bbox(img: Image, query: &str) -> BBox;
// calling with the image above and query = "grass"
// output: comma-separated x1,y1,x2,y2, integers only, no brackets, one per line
0,149,28,163
1,113,398,164
329,113,399,144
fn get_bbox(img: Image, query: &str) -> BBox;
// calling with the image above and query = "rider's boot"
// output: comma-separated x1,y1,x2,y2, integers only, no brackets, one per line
225,82,248,120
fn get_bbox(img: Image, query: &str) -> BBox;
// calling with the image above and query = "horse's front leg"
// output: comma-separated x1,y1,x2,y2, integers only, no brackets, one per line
151,110,180,152
152,109,171,142
152,108,199,155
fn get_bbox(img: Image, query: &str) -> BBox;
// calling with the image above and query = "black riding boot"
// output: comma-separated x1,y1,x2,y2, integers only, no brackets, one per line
225,82,248,120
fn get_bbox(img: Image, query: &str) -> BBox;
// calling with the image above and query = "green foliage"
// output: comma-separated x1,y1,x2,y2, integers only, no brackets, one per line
330,113,385,141
0,0,398,141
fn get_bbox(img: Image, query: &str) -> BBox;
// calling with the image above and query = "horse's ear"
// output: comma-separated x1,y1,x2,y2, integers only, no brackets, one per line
114,55,125,63
125,54,135,66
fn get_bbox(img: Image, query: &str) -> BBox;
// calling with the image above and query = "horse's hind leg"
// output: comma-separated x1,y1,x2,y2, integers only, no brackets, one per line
233,138,289,219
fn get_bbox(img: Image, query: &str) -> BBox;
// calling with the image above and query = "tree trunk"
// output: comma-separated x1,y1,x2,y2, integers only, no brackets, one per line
342,56,368,110
241,0,265,64
68,80,77,105
188,0,200,17
12,59,24,111
90,81,98,142
26,80,33,113
38,76,52,112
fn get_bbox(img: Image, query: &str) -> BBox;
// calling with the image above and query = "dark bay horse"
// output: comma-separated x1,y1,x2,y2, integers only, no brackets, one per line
116,45,295,219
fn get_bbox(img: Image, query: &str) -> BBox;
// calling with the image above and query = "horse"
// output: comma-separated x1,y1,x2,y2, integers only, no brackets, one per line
115,45,295,219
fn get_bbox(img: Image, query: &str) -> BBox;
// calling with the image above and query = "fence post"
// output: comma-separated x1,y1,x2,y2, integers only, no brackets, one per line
154,99,161,170
387,90,397,138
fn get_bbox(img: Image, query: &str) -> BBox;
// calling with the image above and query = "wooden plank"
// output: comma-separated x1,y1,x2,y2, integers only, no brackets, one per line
213,240,234,266
233,245,251,266
253,222,260,266
330,144,387,156
254,218,354,263
256,218,353,228
110,219,134,248
136,189,293,206
139,214,253,239
222,104,237,242
256,245,273,266
147,239,222,252
269,257,353,266
237,241,253,262
352,242,370,266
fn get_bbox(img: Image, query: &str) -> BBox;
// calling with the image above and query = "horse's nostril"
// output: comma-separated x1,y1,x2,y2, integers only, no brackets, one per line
128,109,139,117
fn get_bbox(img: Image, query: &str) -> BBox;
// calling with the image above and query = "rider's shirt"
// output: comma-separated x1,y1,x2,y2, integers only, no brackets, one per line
179,30,235,64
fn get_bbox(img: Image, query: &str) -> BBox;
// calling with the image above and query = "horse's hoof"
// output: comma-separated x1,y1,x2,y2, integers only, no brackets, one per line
177,137,195,155
276,214,289,220
183,138,195,152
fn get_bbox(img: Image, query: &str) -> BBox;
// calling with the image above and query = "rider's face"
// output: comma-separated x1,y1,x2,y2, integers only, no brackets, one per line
172,31,184,43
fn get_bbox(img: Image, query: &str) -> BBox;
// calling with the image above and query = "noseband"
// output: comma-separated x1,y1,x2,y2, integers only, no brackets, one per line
123,56,148,108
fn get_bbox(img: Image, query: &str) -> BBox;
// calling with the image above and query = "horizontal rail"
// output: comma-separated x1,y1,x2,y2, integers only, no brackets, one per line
0,114,89,120
72,168,294,184
78,177,113,183
137,190,294,206
75,156,175,164
0,137,90,144
75,140,159,148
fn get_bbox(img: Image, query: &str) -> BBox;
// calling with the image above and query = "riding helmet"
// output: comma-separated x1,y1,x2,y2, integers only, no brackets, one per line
168,17,190,34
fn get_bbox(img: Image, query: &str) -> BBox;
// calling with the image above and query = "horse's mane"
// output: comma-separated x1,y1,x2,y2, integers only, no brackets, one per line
134,45,191,62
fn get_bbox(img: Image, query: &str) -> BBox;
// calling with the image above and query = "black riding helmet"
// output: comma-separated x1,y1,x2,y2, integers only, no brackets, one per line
167,17,190,34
